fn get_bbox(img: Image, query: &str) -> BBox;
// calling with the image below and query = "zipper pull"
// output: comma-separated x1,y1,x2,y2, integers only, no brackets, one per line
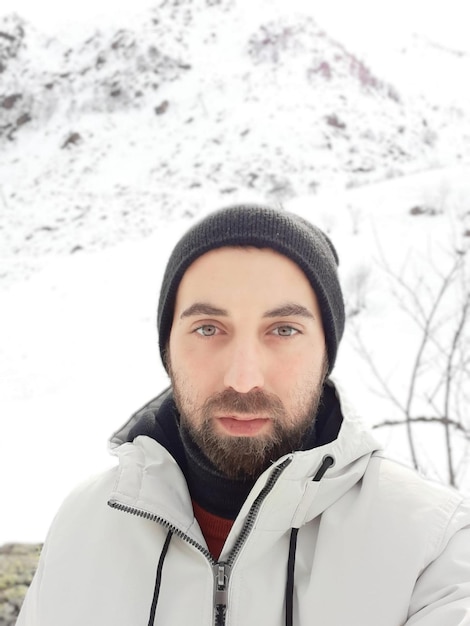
213,562,231,626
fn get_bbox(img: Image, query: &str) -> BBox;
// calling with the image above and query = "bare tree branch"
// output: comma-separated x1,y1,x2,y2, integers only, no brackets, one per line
373,416,470,438
351,322,406,414
354,227,470,488
443,290,470,484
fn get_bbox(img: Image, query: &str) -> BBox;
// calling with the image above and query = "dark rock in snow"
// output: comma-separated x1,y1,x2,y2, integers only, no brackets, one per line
0,543,41,626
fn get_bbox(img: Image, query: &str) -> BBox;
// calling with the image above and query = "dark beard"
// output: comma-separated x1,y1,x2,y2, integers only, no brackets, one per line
173,385,324,480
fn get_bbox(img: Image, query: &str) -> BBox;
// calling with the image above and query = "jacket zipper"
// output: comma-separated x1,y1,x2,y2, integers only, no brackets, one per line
213,562,231,626
108,456,292,626
107,499,215,561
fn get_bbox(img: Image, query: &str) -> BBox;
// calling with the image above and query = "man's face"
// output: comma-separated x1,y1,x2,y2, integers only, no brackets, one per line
168,246,328,480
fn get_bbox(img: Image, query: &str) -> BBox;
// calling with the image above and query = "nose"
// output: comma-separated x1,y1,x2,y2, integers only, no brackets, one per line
223,339,265,393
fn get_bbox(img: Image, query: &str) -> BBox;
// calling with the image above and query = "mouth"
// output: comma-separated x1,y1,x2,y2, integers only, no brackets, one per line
216,415,271,436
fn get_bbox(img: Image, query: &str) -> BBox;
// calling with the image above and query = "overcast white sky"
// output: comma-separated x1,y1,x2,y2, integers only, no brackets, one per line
1,0,469,54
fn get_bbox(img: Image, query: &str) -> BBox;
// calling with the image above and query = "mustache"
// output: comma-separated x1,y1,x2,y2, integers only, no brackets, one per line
202,388,286,418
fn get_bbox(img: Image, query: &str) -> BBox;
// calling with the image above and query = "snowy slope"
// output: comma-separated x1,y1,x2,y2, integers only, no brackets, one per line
0,1,469,544
1,164,469,544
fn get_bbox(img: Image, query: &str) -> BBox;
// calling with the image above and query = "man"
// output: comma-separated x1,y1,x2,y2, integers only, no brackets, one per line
18,204,470,625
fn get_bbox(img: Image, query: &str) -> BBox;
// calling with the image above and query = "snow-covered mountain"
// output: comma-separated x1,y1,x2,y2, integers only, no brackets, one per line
1,2,469,285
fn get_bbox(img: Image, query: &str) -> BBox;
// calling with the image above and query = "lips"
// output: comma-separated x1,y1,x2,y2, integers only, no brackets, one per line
216,416,271,436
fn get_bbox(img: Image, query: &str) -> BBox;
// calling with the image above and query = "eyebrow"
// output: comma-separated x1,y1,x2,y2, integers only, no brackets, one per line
180,302,314,320
263,303,315,320
180,303,228,319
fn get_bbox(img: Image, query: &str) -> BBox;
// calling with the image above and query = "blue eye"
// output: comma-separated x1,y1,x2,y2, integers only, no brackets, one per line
195,325,218,337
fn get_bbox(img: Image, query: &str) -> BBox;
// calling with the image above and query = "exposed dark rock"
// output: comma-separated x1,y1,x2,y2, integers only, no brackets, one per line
62,132,82,149
155,100,169,115
326,113,346,130
311,60,332,79
16,112,31,127
0,543,41,626
0,15,26,65
409,205,441,216
1,94,21,110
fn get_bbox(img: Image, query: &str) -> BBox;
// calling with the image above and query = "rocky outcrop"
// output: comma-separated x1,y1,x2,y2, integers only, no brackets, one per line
2,1,469,278
0,543,41,626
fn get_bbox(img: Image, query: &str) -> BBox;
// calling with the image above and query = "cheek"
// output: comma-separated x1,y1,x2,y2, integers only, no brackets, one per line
169,332,197,372
174,346,217,380
275,349,316,373
268,350,324,389
266,356,300,393
169,338,222,397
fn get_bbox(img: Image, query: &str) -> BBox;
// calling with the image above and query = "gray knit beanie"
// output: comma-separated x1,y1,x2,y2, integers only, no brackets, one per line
158,204,345,374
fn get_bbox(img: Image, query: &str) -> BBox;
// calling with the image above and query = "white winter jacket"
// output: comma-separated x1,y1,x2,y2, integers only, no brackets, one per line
18,384,470,625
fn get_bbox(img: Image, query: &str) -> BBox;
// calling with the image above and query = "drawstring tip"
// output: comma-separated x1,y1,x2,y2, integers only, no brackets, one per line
312,455,335,482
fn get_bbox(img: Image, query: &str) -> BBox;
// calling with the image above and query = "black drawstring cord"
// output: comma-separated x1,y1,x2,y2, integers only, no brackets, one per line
285,527,299,626
312,455,335,482
148,530,173,626
285,454,335,626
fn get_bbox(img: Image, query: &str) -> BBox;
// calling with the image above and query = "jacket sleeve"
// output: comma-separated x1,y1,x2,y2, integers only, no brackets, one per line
405,498,470,625
15,541,47,626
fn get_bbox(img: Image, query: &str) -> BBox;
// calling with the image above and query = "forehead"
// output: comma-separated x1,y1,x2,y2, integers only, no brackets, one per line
175,246,319,311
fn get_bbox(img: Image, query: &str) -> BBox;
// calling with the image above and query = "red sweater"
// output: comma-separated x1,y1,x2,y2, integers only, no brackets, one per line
192,501,234,561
